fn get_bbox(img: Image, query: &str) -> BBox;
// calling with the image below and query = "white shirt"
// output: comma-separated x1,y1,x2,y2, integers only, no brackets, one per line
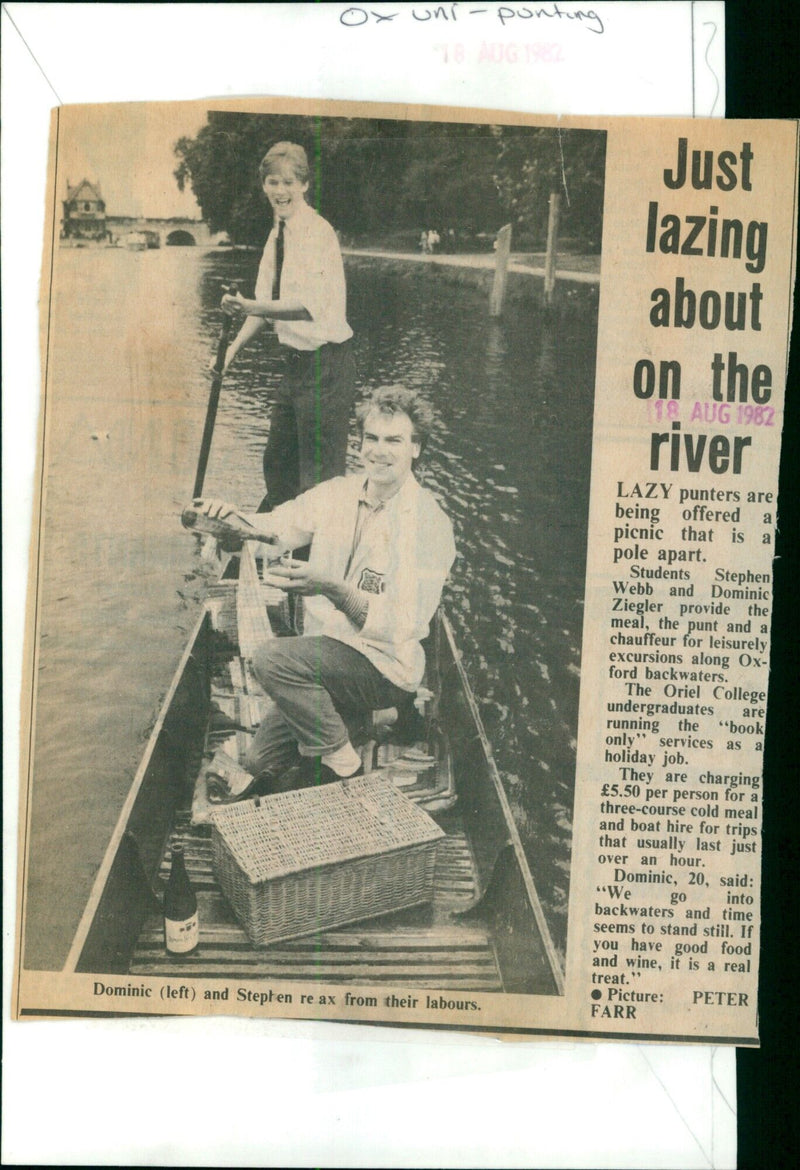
251,474,456,691
254,201,353,351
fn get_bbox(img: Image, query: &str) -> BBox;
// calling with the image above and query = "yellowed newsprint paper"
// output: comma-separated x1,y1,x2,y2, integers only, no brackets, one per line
13,98,798,1044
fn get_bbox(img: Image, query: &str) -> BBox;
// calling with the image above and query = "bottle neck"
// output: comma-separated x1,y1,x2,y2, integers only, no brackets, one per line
170,846,187,881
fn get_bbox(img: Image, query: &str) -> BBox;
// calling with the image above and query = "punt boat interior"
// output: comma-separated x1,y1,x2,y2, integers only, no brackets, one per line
65,540,564,998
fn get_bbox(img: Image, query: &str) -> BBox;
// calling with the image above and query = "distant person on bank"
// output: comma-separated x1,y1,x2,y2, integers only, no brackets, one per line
218,142,356,509
198,386,456,798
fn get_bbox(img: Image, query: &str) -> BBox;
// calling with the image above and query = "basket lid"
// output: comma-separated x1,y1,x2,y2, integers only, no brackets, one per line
211,774,445,882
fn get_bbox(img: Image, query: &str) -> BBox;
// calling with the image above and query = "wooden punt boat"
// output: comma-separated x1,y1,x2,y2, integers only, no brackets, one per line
65,543,564,997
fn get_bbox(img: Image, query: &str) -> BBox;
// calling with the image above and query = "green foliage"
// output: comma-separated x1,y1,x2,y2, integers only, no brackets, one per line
174,113,309,244
174,112,416,243
397,122,503,233
494,127,607,250
173,114,605,250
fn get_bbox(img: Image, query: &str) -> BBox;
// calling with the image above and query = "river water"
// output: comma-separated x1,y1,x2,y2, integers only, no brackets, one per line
25,246,597,970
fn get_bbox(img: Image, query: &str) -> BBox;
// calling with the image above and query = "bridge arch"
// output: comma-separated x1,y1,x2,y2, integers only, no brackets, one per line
165,229,196,246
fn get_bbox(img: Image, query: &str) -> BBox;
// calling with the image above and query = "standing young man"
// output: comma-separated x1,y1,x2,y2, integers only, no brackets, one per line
198,386,456,798
221,142,356,509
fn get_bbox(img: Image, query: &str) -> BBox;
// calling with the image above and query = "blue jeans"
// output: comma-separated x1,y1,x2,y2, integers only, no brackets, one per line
244,636,409,780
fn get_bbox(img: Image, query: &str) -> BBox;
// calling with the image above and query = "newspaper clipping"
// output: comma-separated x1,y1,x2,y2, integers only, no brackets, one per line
13,98,798,1044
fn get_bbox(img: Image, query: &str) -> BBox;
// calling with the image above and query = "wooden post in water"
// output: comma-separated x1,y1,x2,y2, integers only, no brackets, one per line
489,223,512,317
544,192,561,305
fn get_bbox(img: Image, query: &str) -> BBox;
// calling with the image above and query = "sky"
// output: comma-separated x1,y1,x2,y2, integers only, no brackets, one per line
56,102,208,219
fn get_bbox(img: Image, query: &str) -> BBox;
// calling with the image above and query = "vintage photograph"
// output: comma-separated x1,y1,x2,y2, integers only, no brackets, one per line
19,99,606,1009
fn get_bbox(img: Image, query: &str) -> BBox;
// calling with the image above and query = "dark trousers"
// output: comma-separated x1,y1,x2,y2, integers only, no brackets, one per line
244,636,409,780
261,339,356,510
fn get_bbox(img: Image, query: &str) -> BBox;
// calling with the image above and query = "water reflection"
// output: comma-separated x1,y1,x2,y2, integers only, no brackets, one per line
343,266,597,954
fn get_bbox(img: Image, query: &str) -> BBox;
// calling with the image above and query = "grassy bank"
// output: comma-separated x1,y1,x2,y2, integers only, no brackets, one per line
343,251,600,313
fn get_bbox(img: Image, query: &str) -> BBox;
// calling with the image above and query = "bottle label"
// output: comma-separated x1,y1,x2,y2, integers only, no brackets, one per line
164,913,199,953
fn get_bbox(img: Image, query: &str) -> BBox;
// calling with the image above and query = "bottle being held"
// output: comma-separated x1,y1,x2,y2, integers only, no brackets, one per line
181,502,278,551
163,842,198,957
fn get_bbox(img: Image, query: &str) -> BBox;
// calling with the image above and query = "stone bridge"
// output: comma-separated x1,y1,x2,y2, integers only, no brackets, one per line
106,216,228,247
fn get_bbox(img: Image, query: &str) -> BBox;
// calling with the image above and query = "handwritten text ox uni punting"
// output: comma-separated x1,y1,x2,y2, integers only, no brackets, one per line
338,4,605,35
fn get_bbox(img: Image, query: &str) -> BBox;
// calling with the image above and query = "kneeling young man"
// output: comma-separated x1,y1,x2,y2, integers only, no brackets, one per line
202,386,456,796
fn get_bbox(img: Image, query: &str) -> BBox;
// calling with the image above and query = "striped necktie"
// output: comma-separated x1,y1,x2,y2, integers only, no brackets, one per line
271,219,285,300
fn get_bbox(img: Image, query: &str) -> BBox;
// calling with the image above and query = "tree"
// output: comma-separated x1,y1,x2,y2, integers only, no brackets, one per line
398,121,503,234
174,113,503,245
174,112,414,244
493,127,606,251
173,114,606,250
174,113,314,244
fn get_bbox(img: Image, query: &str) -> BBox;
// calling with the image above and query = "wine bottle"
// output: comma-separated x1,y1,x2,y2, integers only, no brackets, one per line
163,842,198,956
181,504,278,548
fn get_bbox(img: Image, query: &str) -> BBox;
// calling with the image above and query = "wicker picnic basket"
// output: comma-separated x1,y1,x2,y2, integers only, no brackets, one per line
210,774,445,945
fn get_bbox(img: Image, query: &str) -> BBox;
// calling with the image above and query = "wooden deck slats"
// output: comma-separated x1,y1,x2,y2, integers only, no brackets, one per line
131,920,501,985
131,922,500,984
131,969,500,989
135,926,492,949
131,961,499,980
132,950,496,973
132,968,496,982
